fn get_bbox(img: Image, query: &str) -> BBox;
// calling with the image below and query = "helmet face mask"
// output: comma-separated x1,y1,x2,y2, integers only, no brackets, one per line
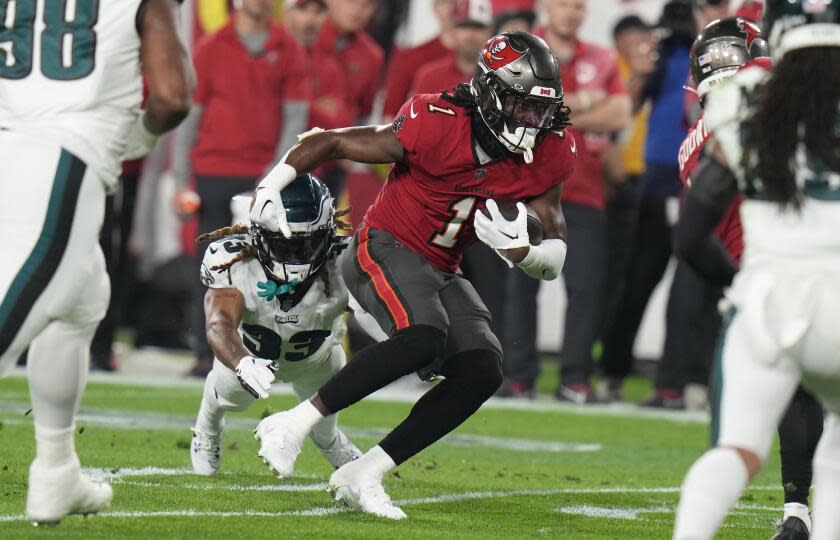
251,174,337,288
471,32,570,163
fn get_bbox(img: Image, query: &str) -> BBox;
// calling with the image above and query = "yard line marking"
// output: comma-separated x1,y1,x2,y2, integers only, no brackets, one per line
3,369,710,424
81,467,322,482
0,403,601,454
123,481,328,492
0,484,783,523
555,505,672,520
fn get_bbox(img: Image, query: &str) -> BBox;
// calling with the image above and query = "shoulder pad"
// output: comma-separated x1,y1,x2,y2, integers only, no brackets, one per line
200,235,252,289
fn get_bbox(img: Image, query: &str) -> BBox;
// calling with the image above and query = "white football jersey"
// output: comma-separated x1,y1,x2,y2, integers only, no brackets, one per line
704,63,840,271
200,234,349,379
0,0,144,188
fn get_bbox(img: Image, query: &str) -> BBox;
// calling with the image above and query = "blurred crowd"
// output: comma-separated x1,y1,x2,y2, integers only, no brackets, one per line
83,0,764,410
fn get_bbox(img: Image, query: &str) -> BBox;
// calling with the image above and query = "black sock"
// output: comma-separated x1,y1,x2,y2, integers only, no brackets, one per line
379,349,503,465
318,325,445,414
779,387,824,505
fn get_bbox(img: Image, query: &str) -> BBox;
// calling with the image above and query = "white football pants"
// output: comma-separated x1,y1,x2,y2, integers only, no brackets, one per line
0,131,108,433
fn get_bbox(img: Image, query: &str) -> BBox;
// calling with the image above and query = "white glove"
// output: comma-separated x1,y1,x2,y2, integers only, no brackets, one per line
121,112,159,160
235,356,279,399
474,200,530,267
249,162,297,237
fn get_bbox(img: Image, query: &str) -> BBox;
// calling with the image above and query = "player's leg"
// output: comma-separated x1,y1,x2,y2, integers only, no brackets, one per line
810,411,840,540
328,276,502,518
673,311,800,540
773,387,823,539
290,345,361,470
191,358,257,475
7,148,114,524
254,226,447,483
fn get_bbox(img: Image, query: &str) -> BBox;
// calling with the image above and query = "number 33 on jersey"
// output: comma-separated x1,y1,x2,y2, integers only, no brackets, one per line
202,235,349,373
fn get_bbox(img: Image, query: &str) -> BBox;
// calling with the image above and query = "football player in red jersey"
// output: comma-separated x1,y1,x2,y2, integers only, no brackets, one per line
675,18,823,540
247,32,576,518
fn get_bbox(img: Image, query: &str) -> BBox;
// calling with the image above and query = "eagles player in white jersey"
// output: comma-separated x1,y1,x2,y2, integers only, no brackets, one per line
671,2,840,539
191,173,361,476
0,0,193,526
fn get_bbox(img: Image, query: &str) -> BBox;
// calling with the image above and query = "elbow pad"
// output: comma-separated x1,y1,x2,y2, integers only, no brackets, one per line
517,239,567,281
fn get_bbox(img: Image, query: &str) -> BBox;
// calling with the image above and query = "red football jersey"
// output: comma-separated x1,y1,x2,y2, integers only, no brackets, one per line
364,93,577,273
678,114,743,264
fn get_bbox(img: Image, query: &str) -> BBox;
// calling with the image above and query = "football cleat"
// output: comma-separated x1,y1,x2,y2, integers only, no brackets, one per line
190,427,223,476
254,412,307,478
328,462,407,520
26,456,113,525
771,516,810,540
642,389,685,410
319,430,363,470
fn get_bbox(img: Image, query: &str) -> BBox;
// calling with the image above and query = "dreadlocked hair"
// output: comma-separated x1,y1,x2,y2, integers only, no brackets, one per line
442,82,477,111
742,47,840,208
196,224,258,272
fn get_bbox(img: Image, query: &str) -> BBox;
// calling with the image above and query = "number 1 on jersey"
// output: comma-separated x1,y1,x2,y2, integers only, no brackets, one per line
431,197,477,248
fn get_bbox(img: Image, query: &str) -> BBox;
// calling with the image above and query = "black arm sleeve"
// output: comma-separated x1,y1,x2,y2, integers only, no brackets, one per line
673,157,740,288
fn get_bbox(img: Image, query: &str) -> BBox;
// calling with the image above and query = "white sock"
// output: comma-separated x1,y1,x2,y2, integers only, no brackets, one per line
783,503,811,532
195,376,225,435
673,447,750,540
34,424,76,467
285,399,324,435
353,445,396,482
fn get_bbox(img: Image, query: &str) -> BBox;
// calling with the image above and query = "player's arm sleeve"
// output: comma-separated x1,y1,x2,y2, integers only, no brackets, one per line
391,95,437,163
673,156,739,287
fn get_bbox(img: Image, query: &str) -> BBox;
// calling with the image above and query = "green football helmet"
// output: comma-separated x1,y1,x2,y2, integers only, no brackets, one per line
250,173,338,286
764,0,840,58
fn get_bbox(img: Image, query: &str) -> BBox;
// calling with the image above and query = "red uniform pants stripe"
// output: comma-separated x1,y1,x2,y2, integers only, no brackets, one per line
356,226,411,330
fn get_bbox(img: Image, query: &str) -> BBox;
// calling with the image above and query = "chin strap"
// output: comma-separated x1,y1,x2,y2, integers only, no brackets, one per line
256,279,300,301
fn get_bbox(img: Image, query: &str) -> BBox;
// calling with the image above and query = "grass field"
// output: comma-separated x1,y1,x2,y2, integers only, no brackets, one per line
0,373,786,539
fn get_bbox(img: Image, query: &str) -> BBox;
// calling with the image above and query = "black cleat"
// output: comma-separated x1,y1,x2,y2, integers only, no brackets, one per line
771,516,810,540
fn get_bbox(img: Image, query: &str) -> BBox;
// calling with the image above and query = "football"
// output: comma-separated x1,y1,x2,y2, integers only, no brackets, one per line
480,198,544,246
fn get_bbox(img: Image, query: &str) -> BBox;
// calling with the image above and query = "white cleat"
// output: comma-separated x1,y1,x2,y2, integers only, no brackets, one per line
26,456,113,526
190,428,222,476
320,430,363,470
328,463,407,520
253,412,306,478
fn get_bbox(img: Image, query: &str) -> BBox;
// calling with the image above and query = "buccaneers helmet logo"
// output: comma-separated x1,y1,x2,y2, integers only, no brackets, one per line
737,19,764,53
481,36,526,70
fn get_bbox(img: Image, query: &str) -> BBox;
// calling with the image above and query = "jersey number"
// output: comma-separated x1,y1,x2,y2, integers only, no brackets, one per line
431,197,477,248
241,324,331,362
0,0,99,80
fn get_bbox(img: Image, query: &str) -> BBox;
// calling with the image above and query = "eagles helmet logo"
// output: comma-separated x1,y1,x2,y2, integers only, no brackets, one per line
481,36,527,70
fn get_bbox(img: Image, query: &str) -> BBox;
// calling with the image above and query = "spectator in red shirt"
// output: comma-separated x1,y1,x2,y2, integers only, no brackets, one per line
283,0,353,196
382,0,457,123
315,0,383,122
409,0,493,96
538,0,631,403
172,0,310,377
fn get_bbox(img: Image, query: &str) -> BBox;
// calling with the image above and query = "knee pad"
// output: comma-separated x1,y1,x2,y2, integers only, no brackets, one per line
206,361,255,412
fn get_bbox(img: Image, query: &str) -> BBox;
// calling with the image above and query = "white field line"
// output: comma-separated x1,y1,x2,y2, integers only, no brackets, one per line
555,505,673,520
124,481,328,492
0,404,601,454
81,467,323,482
0,484,782,524
2,368,709,424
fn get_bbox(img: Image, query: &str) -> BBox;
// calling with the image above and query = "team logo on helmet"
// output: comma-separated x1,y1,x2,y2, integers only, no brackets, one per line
737,18,764,52
481,36,526,70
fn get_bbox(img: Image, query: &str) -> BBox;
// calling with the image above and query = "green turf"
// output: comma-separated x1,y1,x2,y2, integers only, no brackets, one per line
0,376,785,539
